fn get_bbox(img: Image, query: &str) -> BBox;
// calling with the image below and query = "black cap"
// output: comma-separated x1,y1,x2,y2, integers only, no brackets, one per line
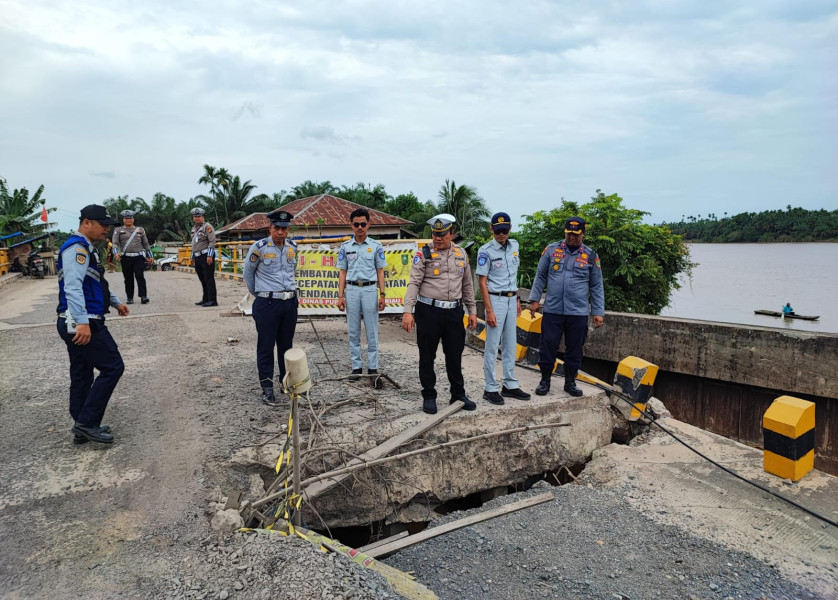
267,209,293,227
491,212,511,231
80,204,117,225
564,216,586,234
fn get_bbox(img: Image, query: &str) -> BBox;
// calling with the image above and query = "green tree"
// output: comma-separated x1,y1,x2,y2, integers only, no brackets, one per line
517,190,693,314
288,180,338,200
435,179,490,240
197,165,231,224
0,177,47,235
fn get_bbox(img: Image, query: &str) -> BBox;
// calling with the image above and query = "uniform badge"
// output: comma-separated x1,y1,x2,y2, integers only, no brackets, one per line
553,265,559,270
250,254,259,263
338,249,345,260
581,253,588,259
513,252,518,257
377,248,385,260
75,253,87,264
477,253,488,266
595,257,601,269
206,225,213,233
431,253,439,258
433,269,440,275
413,253,421,265
367,247,372,253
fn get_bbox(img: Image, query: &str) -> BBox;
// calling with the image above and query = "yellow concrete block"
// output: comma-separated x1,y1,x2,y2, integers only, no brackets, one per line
615,356,659,386
763,396,815,439
516,310,542,334
764,449,815,482
515,344,527,360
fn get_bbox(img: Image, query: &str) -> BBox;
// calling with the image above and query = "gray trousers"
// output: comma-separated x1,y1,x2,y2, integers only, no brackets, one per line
346,285,379,370
483,295,521,392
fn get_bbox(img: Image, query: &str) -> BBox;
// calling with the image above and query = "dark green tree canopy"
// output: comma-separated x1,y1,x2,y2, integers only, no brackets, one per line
516,190,693,314
660,206,838,242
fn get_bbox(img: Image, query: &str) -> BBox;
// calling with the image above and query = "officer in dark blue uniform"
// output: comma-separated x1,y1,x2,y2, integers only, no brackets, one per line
243,209,298,404
528,216,605,397
57,205,129,445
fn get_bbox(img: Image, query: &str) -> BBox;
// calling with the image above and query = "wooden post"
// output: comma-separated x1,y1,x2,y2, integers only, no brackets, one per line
291,392,301,527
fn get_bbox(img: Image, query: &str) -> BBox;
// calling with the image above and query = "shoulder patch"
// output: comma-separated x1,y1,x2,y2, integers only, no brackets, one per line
75,253,87,264
477,252,489,266
206,225,213,233
595,257,601,269
338,248,346,260
413,252,422,265
376,247,385,260
250,253,259,263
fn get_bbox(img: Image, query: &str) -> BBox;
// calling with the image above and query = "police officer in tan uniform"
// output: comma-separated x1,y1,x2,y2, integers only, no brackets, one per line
112,210,153,304
402,214,478,414
189,207,218,307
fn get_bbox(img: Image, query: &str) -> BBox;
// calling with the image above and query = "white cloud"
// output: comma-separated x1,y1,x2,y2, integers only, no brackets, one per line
0,0,835,232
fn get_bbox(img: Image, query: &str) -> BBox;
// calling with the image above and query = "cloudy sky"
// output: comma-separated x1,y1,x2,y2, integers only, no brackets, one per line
1,0,836,231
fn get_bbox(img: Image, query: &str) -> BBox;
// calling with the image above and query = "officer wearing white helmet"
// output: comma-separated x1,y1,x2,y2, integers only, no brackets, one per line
402,214,478,414
112,209,153,304
189,207,218,307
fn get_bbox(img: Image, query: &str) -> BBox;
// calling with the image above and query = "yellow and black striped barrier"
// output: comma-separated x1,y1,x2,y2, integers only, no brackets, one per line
612,356,659,421
763,396,815,481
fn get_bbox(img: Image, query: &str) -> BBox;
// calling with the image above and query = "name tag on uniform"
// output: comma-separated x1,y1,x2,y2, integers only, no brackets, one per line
347,252,357,262
492,260,503,269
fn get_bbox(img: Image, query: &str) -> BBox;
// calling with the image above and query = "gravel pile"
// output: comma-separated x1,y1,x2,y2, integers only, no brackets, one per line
385,484,822,600
152,531,402,600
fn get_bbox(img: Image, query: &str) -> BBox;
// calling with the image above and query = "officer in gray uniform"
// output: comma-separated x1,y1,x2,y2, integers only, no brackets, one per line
243,209,298,404
476,212,531,405
112,209,153,304
528,216,605,396
337,208,387,384
190,207,218,306
402,214,478,414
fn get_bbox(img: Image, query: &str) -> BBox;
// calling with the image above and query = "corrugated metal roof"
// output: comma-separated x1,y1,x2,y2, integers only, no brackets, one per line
217,194,413,233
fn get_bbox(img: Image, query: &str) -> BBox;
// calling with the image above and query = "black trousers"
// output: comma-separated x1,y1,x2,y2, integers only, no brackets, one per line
537,313,589,376
194,254,217,303
57,318,125,427
414,302,466,400
252,296,298,389
121,255,147,299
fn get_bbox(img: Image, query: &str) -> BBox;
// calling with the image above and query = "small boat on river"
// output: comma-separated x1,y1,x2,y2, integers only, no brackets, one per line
754,309,820,321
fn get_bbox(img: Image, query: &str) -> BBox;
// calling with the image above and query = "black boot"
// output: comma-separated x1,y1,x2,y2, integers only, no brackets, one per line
262,388,277,405
564,369,583,397
422,397,438,415
535,365,552,396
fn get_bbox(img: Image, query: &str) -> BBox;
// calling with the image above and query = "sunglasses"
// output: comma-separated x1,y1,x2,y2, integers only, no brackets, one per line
493,228,510,235
431,231,449,237
352,222,368,228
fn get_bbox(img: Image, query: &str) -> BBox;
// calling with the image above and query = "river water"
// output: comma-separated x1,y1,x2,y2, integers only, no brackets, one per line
660,243,838,334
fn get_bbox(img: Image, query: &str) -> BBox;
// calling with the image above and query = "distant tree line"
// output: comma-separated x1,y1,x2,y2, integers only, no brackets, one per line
659,206,838,243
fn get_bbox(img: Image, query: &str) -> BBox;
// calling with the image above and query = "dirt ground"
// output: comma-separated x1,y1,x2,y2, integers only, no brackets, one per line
1,270,835,599
0,269,537,598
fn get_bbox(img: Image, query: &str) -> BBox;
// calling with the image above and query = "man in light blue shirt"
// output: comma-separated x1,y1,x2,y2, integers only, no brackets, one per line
57,204,129,445
476,212,531,405
243,209,298,404
337,208,387,385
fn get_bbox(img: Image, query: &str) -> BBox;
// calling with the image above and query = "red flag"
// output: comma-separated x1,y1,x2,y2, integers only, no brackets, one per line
40,206,48,222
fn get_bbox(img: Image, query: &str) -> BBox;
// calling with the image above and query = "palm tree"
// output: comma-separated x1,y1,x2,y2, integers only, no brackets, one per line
289,180,337,200
0,178,47,235
435,179,490,240
197,165,231,223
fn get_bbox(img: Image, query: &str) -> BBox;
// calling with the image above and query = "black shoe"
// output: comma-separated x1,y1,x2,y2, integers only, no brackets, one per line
483,391,505,405
262,388,277,405
535,379,551,396
368,369,383,389
502,386,531,400
195,300,206,305
73,434,88,445
72,423,114,444
201,301,219,307
69,424,111,435
126,299,134,305
564,380,583,397
348,368,362,382
422,398,438,415
141,297,149,304
452,396,477,411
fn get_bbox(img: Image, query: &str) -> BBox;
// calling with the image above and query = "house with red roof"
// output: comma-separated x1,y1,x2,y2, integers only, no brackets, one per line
216,194,415,240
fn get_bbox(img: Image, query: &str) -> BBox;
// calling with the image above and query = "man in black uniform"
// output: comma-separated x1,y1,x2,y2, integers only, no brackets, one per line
189,207,218,307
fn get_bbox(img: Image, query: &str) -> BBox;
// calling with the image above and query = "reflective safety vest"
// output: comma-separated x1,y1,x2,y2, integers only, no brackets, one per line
57,235,109,315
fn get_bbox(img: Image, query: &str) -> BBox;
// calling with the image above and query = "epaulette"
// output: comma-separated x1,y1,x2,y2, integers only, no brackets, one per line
288,240,297,248
256,239,269,249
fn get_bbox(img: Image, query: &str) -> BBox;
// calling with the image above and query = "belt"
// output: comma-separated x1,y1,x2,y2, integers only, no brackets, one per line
417,295,462,309
58,313,104,320
192,249,212,257
256,291,296,300
123,252,144,257
488,291,518,297
347,280,377,287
